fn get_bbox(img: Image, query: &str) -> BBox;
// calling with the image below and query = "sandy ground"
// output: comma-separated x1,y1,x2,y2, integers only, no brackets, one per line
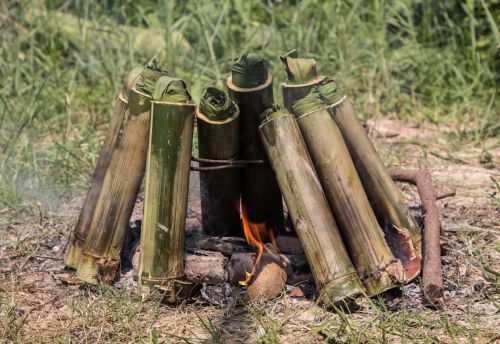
0,118,498,343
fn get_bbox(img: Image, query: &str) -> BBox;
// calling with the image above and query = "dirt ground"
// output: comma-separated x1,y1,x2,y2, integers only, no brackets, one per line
1,118,498,343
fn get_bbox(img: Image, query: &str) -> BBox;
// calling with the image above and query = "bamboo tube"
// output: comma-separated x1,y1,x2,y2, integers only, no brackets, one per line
259,106,363,305
76,65,170,284
226,53,284,233
292,85,404,296
138,76,195,301
319,80,422,279
280,50,325,113
64,67,143,269
196,87,241,237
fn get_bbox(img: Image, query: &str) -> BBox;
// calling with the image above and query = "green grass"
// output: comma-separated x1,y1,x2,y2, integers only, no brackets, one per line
0,0,498,212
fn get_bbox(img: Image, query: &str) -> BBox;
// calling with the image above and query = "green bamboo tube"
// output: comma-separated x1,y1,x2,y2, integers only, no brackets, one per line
138,76,195,301
259,106,363,305
76,65,170,284
64,67,143,269
292,86,404,296
196,87,241,237
318,80,422,280
280,50,325,113
227,53,284,233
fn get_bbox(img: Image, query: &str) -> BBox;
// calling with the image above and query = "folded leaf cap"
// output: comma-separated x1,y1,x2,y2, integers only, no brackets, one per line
292,78,344,116
280,49,317,85
152,76,191,102
199,87,236,120
231,53,269,88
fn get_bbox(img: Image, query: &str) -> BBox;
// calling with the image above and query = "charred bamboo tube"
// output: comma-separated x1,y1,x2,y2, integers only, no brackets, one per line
319,80,421,279
259,106,363,305
227,53,284,233
292,85,404,296
196,87,241,236
138,76,195,301
76,65,170,284
280,50,325,113
65,67,143,269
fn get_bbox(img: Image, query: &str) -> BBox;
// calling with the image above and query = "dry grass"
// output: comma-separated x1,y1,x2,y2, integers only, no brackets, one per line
1,118,498,343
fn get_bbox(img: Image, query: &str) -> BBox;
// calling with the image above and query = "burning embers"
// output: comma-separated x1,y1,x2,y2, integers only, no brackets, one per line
239,202,287,286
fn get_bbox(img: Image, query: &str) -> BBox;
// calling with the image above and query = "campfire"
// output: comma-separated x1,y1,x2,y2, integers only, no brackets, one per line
64,51,450,307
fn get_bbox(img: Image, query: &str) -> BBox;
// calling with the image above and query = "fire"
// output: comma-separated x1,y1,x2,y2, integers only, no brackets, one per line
239,201,286,286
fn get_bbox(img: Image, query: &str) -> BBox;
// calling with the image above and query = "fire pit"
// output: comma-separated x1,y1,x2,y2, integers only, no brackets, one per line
63,51,449,308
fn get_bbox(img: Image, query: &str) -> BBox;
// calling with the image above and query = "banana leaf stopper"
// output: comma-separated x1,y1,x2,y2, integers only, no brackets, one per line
280,49,317,85
260,104,288,123
152,76,192,102
231,53,269,88
317,78,345,106
292,78,344,116
136,61,171,95
199,87,236,121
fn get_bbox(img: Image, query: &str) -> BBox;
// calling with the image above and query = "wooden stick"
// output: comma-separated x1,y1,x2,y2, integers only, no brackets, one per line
138,78,195,301
292,100,404,296
259,107,363,305
196,88,241,237
388,166,445,305
76,66,168,284
387,168,418,184
388,168,456,201
416,161,444,305
64,67,143,269
227,73,284,233
327,99,422,280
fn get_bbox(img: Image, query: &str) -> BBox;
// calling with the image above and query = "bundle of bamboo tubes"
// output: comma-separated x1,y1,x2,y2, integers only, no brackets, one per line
65,50,443,306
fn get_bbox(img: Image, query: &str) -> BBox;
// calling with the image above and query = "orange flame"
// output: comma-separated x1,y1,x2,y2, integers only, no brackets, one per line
239,201,286,286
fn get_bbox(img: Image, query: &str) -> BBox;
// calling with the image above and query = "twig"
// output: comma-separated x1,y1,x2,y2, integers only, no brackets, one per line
387,168,417,185
388,168,456,200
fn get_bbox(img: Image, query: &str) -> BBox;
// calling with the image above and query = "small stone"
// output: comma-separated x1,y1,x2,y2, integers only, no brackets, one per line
290,287,304,298
473,281,485,292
